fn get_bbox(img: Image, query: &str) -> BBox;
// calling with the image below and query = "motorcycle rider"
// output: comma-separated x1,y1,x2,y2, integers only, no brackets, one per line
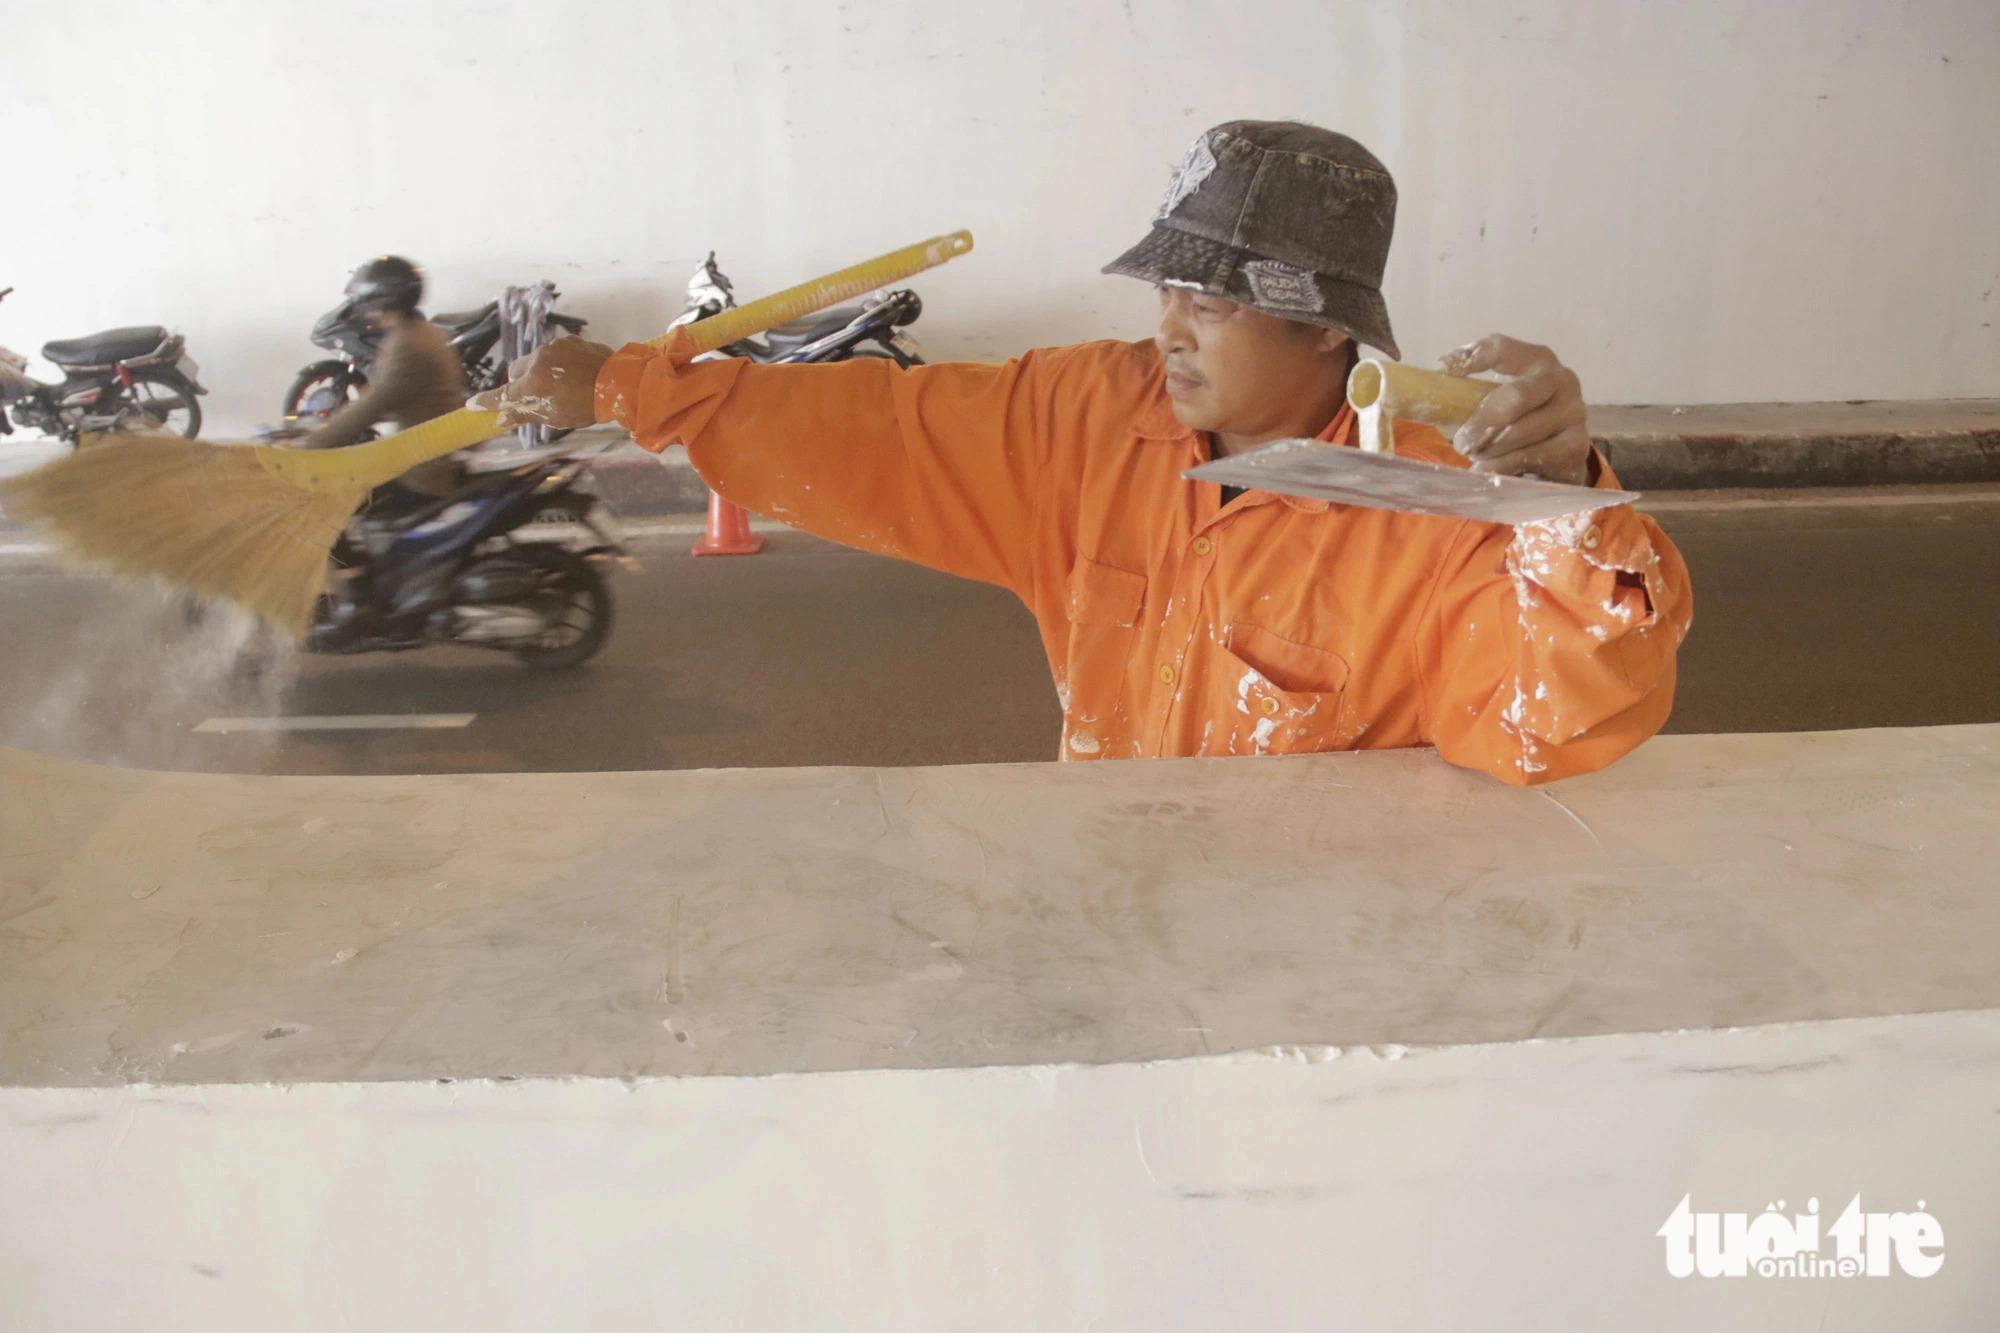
303,255,466,503
302,256,470,636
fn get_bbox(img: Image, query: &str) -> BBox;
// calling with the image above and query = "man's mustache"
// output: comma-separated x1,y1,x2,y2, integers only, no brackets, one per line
1162,356,1205,384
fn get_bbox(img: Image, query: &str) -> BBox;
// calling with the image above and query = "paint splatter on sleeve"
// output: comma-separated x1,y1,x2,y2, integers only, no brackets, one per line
1415,491,1693,787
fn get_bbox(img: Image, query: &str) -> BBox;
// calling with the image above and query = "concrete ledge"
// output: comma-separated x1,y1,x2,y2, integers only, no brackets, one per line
1638,481,2000,529
7,1010,1993,1331
582,440,714,515
1595,399,2000,490
583,400,2000,515
9,729,1995,1326
10,400,1998,529
5,723,1997,1086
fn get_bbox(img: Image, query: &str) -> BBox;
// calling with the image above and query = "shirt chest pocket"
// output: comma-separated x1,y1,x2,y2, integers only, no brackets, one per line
1068,557,1147,628
1063,557,1148,726
1220,621,1352,752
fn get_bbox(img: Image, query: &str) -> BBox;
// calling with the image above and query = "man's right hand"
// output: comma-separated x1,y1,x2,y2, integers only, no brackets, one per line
468,335,615,429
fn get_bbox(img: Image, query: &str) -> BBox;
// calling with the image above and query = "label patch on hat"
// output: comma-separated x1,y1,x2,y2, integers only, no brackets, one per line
1157,134,1218,220
1243,259,1325,314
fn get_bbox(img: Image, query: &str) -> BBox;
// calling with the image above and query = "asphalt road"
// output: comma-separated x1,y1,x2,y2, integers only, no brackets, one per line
1,490,1996,777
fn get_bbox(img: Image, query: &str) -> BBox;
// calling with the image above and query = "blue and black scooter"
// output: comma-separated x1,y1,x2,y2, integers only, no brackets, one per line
303,443,630,670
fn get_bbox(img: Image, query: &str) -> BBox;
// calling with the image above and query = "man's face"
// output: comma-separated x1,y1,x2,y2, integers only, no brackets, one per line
1154,287,1348,438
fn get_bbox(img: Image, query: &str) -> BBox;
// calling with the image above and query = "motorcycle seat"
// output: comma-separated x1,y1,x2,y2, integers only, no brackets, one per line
760,304,864,354
431,303,497,336
41,326,170,368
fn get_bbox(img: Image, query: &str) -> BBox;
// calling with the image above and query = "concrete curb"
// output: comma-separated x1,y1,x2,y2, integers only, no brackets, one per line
589,401,2000,513
1599,434,2000,490
586,445,713,516
1592,400,2000,490
8,400,1999,525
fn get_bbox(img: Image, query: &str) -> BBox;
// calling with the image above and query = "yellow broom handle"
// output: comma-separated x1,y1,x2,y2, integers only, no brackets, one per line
1347,358,1495,427
652,230,973,352
1346,357,1497,454
274,231,975,491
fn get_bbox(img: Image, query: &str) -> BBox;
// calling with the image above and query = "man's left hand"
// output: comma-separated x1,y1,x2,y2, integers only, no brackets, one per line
468,335,615,430
1437,335,1593,487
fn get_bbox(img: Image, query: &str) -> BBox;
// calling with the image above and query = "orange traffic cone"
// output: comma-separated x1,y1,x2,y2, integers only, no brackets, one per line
691,488,765,556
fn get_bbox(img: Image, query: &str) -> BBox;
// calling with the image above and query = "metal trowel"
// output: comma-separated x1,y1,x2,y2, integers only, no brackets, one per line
1183,359,1636,524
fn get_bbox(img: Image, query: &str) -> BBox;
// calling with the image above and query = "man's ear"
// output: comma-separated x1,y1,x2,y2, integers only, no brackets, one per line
1319,329,1352,356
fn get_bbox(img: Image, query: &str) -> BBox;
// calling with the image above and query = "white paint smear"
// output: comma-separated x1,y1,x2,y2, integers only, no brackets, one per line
195,714,477,733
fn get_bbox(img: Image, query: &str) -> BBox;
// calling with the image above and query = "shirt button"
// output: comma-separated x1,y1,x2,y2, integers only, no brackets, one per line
1191,537,1212,556
1583,524,1603,550
1260,696,1281,716
1159,664,1176,685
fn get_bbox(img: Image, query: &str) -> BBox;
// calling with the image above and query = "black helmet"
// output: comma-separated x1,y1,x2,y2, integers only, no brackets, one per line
344,255,424,314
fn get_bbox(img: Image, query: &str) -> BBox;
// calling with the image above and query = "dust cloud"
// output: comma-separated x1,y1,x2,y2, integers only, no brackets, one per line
0,581,296,772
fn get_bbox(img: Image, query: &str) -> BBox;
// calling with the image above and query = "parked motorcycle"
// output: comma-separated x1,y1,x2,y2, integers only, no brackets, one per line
0,288,208,443
295,439,629,668
673,252,927,367
282,293,588,423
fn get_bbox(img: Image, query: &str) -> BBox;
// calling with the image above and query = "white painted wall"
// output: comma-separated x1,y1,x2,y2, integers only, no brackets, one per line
2,0,1996,435
5,1013,1995,1331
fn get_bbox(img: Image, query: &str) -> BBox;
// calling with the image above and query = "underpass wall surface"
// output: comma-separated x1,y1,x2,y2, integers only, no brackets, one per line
6,722,2000,1324
5,1012,1996,1331
1,0,1996,435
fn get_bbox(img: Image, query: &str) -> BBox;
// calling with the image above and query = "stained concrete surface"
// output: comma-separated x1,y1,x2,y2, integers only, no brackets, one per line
0,489,1995,776
7,722,2000,1084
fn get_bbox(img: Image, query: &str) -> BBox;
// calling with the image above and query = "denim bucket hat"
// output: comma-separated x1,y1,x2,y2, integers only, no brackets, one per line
1104,120,1400,358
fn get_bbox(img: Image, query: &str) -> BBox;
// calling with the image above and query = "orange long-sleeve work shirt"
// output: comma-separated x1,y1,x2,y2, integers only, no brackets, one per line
596,335,1692,785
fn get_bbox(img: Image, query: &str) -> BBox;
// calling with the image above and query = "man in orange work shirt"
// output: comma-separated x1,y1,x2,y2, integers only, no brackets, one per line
479,121,1692,785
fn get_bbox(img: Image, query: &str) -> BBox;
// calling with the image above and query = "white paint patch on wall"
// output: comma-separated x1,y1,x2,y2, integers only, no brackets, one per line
1,0,1996,435
3,1011,1995,1330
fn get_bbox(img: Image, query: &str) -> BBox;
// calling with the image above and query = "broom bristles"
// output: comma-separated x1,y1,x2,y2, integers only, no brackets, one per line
0,236,986,642
0,434,363,638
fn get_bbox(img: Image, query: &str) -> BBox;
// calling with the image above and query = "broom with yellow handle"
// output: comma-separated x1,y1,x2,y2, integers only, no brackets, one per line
0,230,975,636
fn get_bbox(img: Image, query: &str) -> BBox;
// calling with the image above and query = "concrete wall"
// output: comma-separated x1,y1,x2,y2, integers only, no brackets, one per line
2,0,1996,435
6,1013,1995,1331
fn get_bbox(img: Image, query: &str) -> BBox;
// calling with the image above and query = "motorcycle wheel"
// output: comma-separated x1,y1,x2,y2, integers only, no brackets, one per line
284,361,365,421
504,545,613,671
124,368,202,438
